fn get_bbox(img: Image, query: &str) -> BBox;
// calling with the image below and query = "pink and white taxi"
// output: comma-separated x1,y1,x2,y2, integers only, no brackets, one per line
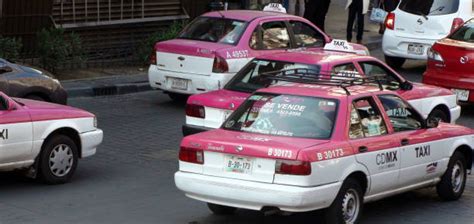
184,50,460,136
175,73,473,223
148,10,368,100
0,92,103,184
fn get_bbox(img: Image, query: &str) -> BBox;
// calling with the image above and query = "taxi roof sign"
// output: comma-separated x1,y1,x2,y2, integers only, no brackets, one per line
263,3,287,13
324,39,355,53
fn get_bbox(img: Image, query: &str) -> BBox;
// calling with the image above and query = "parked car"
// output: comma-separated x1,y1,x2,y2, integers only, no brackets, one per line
423,19,474,103
184,50,460,136
0,58,67,105
175,73,473,223
382,0,473,68
148,9,368,100
0,91,103,184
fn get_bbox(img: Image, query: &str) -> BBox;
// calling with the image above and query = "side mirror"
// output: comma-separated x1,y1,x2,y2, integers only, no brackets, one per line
426,117,439,128
400,81,413,90
0,93,16,111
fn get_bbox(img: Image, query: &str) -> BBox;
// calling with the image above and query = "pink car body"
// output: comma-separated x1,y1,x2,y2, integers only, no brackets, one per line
175,81,473,219
183,50,460,136
0,92,103,184
149,10,368,98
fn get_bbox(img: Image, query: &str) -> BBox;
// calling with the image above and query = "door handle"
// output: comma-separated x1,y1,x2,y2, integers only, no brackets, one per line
401,139,409,146
358,146,368,153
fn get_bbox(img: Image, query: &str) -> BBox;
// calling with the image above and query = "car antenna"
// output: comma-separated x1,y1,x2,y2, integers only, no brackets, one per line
216,10,226,18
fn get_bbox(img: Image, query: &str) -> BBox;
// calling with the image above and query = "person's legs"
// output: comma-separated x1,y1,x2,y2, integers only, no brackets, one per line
288,0,296,15
298,0,305,16
346,2,357,41
304,0,318,25
355,0,364,41
319,0,331,32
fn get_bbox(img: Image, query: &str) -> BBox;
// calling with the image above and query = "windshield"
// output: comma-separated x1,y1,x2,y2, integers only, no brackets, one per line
223,93,337,139
399,0,459,16
178,17,247,45
224,59,320,93
449,20,474,42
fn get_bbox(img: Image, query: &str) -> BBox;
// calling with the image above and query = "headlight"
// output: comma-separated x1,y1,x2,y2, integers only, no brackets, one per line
93,117,98,128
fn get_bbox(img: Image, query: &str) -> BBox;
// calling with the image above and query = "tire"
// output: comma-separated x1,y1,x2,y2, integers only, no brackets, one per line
428,108,449,123
384,55,406,69
325,178,364,224
207,203,237,215
25,94,46,102
436,151,467,201
38,135,78,184
168,93,188,102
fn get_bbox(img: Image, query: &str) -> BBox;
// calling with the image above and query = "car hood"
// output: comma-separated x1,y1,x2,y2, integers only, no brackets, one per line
187,89,249,110
14,98,94,120
400,82,454,100
182,129,329,160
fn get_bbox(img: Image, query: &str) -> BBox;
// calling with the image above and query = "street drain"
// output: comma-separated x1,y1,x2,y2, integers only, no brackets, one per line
93,86,118,96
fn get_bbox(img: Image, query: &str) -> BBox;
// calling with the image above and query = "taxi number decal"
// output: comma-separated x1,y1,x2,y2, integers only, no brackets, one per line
317,148,344,161
268,148,292,159
226,50,249,59
0,129,8,140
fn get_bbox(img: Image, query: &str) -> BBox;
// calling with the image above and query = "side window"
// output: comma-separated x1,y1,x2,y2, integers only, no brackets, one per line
359,62,400,89
250,28,259,49
349,97,388,139
261,21,290,50
378,94,423,132
289,21,325,48
332,63,359,77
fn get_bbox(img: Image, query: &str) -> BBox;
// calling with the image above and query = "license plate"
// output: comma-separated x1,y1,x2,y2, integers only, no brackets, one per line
408,44,424,55
452,89,470,101
170,78,188,90
224,155,253,174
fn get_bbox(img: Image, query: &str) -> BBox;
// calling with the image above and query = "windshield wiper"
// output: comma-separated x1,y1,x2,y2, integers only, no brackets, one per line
419,6,445,20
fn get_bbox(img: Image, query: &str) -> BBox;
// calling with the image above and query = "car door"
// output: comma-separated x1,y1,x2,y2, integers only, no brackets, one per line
348,96,402,195
377,94,444,186
288,20,326,49
0,95,33,166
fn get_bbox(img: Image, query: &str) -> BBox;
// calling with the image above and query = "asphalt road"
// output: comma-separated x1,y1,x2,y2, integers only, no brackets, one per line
1,51,474,224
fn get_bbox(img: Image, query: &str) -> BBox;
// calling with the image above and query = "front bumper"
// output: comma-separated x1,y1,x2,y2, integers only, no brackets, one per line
182,124,212,136
148,65,234,95
80,129,103,158
175,171,341,212
382,31,437,60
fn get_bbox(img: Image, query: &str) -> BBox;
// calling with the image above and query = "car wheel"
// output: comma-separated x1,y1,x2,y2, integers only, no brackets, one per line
207,203,237,215
168,93,188,102
428,108,449,123
25,94,46,102
325,178,363,224
38,135,78,184
436,151,467,201
384,55,406,69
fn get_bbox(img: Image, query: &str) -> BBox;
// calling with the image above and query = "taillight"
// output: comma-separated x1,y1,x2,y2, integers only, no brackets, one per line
275,160,311,175
427,47,444,63
186,104,205,118
451,18,464,33
212,55,229,73
385,12,395,30
150,51,157,65
179,147,204,164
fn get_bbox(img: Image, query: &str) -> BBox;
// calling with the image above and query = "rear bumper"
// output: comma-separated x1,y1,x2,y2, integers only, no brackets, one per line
174,171,341,212
423,71,474,103
148,65,235,95
382,31,437,60
80,129,103,158
182,124,212,136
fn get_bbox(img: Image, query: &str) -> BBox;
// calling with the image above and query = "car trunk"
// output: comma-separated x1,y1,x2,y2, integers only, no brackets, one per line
154,39,230,75
435,39,474,76
185,130,328,183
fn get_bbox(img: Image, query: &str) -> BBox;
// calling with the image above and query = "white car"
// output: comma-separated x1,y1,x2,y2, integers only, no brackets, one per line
382,0,473,68
0,92,103,184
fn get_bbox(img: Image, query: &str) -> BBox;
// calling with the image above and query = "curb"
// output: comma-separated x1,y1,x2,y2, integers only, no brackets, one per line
366,39,382,51
67,82,153,98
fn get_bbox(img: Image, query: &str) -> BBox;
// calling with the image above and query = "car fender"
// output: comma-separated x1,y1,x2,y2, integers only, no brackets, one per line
409,95,453,119
338,161,371,192
446,136,474,158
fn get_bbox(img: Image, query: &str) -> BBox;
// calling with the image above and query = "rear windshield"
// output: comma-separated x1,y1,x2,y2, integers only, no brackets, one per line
399,0,459,16
223,93,337,139
224,59,320,93
178,17,247,45
449,20,474,42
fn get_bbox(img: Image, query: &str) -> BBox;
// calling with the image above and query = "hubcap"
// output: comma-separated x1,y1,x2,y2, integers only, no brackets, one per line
451,161,464,193
49,144,73,177
342,189,360,223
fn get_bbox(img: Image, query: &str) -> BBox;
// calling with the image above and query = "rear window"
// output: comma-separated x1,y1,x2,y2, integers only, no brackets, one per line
224,59,320,93
178,17,247,45
223,93,337,139
399,0,459,16
449,20,474,42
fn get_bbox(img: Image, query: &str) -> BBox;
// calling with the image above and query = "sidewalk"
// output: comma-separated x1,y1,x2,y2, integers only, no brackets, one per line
64,1,383,98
